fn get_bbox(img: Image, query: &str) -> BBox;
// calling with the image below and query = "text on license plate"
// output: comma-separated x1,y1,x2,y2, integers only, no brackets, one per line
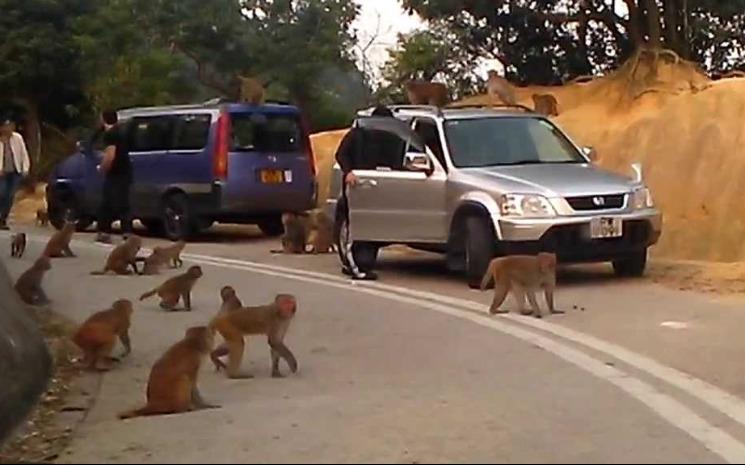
259,170,292,184
590,217,623,239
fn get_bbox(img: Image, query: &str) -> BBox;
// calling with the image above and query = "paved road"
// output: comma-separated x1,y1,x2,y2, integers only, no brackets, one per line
3,227,745,463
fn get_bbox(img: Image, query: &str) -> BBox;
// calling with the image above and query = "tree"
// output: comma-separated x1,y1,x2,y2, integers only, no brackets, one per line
0,0,91,166
74,0,202,112
381,24,486,101
402,0,745,84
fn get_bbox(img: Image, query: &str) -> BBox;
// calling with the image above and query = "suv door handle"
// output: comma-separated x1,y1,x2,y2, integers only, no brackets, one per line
357,179,378,188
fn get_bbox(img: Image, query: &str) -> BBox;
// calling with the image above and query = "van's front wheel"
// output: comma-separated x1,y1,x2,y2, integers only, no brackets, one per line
161,193,196,241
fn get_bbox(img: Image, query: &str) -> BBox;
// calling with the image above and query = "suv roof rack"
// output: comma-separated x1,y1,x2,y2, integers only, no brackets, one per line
356,104,444,117
445,103,536,113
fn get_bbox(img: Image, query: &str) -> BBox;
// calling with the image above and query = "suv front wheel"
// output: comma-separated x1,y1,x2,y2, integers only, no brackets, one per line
465,216,496,289
613,249,648,277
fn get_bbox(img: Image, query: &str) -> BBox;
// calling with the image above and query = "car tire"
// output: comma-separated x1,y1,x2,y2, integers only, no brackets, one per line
140,218,164,236
48,190,94,231
161,193,195,241
465,215,496,289
613,249,648,277
258,216,285,237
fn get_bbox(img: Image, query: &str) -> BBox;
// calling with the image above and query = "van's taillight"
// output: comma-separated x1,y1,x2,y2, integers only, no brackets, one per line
213,112,231,180
300,114,316,176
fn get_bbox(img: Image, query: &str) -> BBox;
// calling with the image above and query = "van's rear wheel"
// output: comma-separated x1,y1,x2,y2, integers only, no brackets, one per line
465,216,496,289
161,193,195,241
258,216,284,237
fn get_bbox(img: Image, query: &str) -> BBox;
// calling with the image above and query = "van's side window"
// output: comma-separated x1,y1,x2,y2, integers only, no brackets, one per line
231,113,302,153
171,114,212,151
130,117,174,152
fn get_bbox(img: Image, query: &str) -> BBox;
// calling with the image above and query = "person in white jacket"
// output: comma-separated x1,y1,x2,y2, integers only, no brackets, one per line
0,117,31,230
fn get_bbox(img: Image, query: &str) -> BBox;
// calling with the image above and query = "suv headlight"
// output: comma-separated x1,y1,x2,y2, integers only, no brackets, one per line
499,194,557,218
631,187,654,209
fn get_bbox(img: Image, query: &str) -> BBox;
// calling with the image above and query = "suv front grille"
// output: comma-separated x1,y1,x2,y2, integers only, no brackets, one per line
566,194,626,211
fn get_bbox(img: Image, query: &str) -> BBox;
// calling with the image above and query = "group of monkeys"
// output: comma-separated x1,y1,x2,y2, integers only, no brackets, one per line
8,220,300,420
239,71,560,116
404,71,560,117
274,210,335,255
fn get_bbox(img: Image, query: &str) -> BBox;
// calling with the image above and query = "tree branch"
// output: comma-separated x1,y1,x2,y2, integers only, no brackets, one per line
170,42,235,97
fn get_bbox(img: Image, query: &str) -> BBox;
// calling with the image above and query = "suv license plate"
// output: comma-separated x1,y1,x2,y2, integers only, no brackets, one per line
260,169,284,184
590,217,623,239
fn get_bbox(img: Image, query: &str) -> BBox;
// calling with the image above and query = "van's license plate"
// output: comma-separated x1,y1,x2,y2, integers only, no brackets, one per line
590,217,623,239
260,169,285,184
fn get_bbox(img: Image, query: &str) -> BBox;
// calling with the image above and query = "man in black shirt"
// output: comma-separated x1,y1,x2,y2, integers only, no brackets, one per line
334,105,405,280
96,110,133,244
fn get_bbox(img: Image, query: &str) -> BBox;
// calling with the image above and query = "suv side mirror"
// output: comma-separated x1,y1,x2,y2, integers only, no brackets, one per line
582,146,597,162
630,162,643,182
404,151,432,173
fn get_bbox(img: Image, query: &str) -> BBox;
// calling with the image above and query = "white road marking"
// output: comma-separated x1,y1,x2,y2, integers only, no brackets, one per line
9,233,745,461
660,321,690,329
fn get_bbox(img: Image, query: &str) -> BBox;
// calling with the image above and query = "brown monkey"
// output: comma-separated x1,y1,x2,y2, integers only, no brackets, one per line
118,326,218,420
91,236,143,276
136,248,169,276
532,93,560,116
72,299,134,371
42,221,76,258
10,232,26,258
271,212,308,254
209,294,298,379
480,253,562,319
14,256,52,306
404,80,449,107
36,209,49,227
306,210,335,254
238,76,266,105
210,286,245,371
487,70,518,105
154,240,186,269
139,265,203,312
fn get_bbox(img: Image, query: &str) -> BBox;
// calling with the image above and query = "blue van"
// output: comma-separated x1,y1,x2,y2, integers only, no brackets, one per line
47,101,318,240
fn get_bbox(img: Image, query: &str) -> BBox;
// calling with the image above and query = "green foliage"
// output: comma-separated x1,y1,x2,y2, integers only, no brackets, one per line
402,0,745,84
380,24,486,101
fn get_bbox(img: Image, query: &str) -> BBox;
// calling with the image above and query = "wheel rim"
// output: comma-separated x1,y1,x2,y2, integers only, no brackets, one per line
164,201,185,237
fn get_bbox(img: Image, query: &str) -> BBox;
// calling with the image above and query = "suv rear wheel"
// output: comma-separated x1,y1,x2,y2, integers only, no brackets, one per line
613,249,648,277
465,216,496,289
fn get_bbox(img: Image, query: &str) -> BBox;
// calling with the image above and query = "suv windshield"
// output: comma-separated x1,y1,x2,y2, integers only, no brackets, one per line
444,117,585,168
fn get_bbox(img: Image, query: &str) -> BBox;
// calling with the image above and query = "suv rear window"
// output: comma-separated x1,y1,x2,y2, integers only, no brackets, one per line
230,113,303,153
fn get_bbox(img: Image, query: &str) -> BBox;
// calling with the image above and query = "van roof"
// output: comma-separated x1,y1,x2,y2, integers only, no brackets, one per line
118,101,299,119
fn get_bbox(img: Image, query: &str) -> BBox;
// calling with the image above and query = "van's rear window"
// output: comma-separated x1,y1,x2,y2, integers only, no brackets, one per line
230,113,302,153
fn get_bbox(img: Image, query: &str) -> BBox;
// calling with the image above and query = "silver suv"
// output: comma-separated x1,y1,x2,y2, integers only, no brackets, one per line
325,105,662,286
